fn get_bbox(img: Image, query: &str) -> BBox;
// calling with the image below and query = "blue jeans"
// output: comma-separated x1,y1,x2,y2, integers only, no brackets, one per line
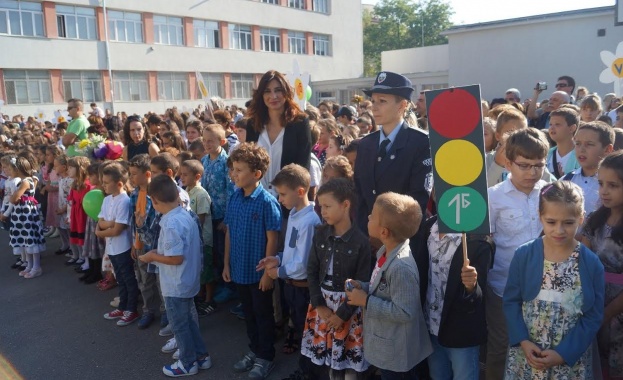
164,297,207,368
109,249,139,313
427,334,480,380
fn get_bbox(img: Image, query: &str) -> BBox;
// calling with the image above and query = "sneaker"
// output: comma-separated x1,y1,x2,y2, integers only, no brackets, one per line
18,268,31,277
117,311,140,326
196,301,216,317
65,258,77,266
110,297,120,308
172,349,180,360
248,358,274,380
43,227,54,237
229,303,245,320
197,355,212,370
159,324,174,337
233,351,256,373
162,360,198,377
74,258,85,266
24,268,42,279
138,312,155,329
104,309,124,320
64,252,73,258
214,287,237,303
160,313,169,329
161,337,178,353
49,228,59,238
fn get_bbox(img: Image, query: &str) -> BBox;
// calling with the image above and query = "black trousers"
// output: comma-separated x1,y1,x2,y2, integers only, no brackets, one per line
282,282,309,337
237,282,275,361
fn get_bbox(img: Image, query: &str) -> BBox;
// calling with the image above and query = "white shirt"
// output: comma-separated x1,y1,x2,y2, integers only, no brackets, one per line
566,168,599,216
487,177,546,297
257,127,284,199
547,148,573,177
98,192,132,256
310,153,322,188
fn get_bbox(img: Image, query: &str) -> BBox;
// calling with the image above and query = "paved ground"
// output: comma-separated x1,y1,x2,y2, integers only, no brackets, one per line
0,229,298,380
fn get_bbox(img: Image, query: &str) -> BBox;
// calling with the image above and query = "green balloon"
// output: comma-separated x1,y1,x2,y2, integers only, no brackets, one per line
83,189,105,221
306,85,312,101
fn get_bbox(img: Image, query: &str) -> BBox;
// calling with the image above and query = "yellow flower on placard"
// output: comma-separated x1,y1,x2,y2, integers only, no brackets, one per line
599,41,623,96
78,139,90,149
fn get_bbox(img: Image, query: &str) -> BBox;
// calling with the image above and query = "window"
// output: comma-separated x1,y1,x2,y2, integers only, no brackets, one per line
62,71,103,103
313,34,330,56
261,0,279,4
56,5,96,40
157,72,189,101
260,28,280,52
4,70,51,104
229,24,252,50
421,83,448,91
196,73,224,99
288,31,306,54
231,74,254,99
108,10,143,43
113,72,148,102
0,1,44,37
288,0,305,9
312,0,329,13
194,19,219,48
154,15,183,46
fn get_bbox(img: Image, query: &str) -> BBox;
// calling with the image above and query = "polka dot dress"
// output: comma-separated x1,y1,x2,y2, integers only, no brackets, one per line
10,178,46,251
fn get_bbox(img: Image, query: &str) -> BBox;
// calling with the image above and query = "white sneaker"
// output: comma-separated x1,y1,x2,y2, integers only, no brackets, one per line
49,228,60,238
161,337,177,353
159,324,173,337
198,355,212,370
172,348,179,360
44,227,55,237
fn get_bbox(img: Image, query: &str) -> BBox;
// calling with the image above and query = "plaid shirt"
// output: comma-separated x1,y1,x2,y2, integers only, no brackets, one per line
201,149,233,220
225,184,281,284
129,187,157,251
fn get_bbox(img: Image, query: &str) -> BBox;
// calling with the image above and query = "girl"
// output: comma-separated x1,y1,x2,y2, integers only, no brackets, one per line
326,134,352,160
44,145,63,238
185,120,203,145
66,156,92,269
303,178,371,380
10,156,46,278
315,156,354,218
483,117,497,153
503,181,605,379
161,131,187,152
313,119,340,166
55,154,72,257
581,151,623,379
81,162,105,284
580,95,603,123
34,146,48,232
1,154,25,269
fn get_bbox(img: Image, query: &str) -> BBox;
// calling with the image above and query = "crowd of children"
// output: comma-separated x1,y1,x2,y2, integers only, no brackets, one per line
1,72,623,380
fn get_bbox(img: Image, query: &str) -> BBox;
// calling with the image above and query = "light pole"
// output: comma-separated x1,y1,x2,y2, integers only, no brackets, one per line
101,0,115,114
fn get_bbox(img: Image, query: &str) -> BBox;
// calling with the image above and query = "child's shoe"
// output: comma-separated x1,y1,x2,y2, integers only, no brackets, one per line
65,258,77,266
104,309,124,320
197,355,212,370
161,337,177,353
138,312,155,330
233,351,256,372
54,247,71,255
172,349,180,360
48,228,59,238
19,268,31,277
24,268,42,279
229,303,245,320
162,360,198,377
159,324,174,337
11,259,24,269
248,358,274,380
213,286,237,303
117,311,140,326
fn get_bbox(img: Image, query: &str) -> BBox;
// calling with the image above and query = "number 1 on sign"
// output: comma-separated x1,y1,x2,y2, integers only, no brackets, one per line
448,193,471,225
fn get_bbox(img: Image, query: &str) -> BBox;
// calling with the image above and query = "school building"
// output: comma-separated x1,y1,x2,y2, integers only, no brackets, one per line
0,0,363,117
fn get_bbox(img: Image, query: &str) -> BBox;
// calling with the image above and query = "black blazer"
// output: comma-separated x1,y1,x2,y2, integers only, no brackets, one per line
415,216,494,348
245,117,312,170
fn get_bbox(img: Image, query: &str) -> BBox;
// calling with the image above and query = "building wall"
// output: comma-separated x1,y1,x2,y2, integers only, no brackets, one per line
382,44,449,74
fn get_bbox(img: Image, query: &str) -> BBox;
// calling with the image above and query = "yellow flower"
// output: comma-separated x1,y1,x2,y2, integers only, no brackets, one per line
78,139,90,149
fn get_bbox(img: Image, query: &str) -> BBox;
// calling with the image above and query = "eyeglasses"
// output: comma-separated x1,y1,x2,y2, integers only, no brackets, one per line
555,83,569,88
512,161,546,171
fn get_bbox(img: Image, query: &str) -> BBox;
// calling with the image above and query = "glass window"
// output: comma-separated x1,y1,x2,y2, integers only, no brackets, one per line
154,15,183,46
56,5,96,40
157,72,189,101
261,0,279,3
61,70,103,103
260,28,280,52
0,0,43,37
288,0,305,9
313,34,330,56
288,31,306,54
229,23,252,50
196,73,224,99
312,0,329,13
4,69,51,104
230,74,254,99
193,19,219,48
108,10,143,43
113,71,149,102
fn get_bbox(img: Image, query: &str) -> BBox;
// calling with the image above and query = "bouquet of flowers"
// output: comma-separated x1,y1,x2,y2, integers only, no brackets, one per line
74,135,124,160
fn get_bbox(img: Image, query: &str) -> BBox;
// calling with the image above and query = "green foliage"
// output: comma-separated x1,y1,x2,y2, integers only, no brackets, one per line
363,0,453,76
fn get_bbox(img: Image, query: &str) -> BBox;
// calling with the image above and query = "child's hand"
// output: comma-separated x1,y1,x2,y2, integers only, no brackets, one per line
134,211,145,227
55,208,64,215
520,340,544,370
316,306,333,321
222,265,231,283
345,279,362,290
217,222,227,232
461,259,478,293
346,287,368,307
131,248,137,260
0,215,6,222
327,313,345,331
534,349,564,369
138,250,156,263
94,229,104,238
258,272,274,291
265,267,279,280
494,142,507,167
256,256,279,271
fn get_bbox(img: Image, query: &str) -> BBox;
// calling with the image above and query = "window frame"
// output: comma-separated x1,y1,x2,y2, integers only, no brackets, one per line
196,73,224,99
288,30,306,54
0,0,44,37
313,34,330,56
61,70,103,103
288,0,305,9
312,0,330,14
260,27,280,53
153,15,183,46
193,19,220,48
4,69,52,105
230,74,254,99
157,72,189,101
113,71,149,102
107,10,143,43
229,23,252,50
56,5,97,40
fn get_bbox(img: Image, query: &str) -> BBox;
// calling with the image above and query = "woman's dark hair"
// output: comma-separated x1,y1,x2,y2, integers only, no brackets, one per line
246,70,304,133
147,114,163,126
162,131,187,151
123,115,151,145
585,151,623,245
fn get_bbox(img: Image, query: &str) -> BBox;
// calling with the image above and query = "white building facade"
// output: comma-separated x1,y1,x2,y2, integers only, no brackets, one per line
0,0,363,116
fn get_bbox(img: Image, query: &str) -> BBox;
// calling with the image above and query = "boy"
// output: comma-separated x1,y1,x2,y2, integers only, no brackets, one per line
256,164,321,355
546,108,580,178
486,128,550,380
97,162,139,326
345,192,432,378
188,140,207,162
128,154,160,330
179,159,216,316
139,175,211,377
562,121,614,215
201,124,235,304
615,105,623,130
223,143,281,380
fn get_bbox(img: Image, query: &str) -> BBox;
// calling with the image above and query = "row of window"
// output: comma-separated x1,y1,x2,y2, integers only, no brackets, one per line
260,0,330,14
0,1,332,55
3,70,256,105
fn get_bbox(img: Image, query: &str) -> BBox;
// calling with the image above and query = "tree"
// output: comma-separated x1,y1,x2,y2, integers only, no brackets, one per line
363,0,454,76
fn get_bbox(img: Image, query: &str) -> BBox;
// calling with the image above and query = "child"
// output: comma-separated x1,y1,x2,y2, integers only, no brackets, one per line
44,145,63,238
1,154,27,270
579,94,603,123
81,162,105,284
139,175,212,377
234,118,247,144
325,134,352,159
302,178,371,379
615,105,623,130
185,120,203,145
313,119,340,166
346,192,431,378
308,124,322,202
128,153,160,329
546,108,580,178
10,156,46,278
486,128,551,380
562,121,615,215
486,109,529,186
188,140,206,162
97,162,140,326
483,116,497,153
224,143,281,379
344,139,360,172
179,159,215,316
322,156,353,184
67,156,92,270
504,181,604,378
256,164,321,357
96,161,118,291
55,154,72,257
580,151,623,379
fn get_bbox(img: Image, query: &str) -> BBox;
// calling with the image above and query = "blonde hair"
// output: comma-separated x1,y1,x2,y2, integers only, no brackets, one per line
375,192,422,241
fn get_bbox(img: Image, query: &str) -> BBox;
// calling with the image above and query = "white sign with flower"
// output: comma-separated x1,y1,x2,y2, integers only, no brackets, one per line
52,110,72,125
600,41,623,97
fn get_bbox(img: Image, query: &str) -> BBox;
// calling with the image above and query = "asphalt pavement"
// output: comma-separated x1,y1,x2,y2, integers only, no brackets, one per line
0,229,298,380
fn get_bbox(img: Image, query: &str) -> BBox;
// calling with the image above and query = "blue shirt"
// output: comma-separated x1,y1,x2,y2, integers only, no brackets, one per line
129,187,156,251
378,119,403,152
225,184,281,284
277,205,321,280
201,148,233,220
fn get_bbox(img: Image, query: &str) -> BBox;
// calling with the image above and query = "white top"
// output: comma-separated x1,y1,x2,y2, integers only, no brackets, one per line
309,153,322,188
2,177,20,217
98,192,132,256
58,176,74,228
566,168,599,216
257,127,284,199
547,148,573,176
487,177,547,297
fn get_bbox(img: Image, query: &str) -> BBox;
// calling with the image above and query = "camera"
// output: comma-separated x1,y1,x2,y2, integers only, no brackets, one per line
536,82,547,91
345,280,354,292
